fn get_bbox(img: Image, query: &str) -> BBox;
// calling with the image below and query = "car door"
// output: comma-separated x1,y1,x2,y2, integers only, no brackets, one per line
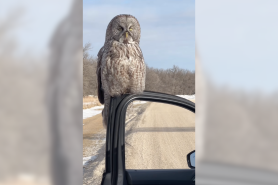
101,91,195,185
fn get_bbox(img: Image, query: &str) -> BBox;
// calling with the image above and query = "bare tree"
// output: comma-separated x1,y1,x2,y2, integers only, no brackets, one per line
145,65,195,95
83,43,97,96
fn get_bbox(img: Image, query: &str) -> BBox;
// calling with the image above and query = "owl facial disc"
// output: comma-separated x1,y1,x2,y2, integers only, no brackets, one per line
106,14,141,44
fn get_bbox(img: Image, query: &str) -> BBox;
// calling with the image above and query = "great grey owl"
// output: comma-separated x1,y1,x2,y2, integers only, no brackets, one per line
97,14,146,128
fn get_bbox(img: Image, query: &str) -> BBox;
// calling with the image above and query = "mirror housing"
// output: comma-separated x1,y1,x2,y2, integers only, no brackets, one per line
187,150,195,169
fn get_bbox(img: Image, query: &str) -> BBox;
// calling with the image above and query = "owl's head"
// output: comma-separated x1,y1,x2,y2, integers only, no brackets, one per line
105,14,141,44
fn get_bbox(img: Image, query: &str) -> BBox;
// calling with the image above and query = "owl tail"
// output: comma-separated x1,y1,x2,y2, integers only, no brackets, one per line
102,106,108,129
102,93,111,128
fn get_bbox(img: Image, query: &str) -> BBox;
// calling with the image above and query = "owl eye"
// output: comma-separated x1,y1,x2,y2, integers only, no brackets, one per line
118,27,123,31
129,27,133,31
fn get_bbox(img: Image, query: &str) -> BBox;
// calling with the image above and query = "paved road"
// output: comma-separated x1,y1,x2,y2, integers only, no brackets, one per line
83,101,195,184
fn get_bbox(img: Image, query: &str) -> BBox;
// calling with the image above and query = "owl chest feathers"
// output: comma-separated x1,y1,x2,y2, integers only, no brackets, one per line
102,41,144,76
101,40,145,96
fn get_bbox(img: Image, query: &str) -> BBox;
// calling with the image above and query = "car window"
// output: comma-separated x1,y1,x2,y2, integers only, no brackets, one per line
125,100,195,169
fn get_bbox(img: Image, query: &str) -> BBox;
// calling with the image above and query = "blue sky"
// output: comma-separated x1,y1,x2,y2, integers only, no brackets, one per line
83,0,195,71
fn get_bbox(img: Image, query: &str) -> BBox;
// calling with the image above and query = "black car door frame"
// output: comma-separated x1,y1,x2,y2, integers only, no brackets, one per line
101,91,195,185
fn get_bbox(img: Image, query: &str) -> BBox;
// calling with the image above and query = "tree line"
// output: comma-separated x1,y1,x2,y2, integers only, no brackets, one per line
83,43,195,97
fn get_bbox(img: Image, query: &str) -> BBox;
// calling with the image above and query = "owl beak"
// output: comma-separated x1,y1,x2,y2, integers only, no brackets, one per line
126,32,128,38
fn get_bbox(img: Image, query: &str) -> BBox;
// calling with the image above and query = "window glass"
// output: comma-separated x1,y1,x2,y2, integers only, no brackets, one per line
125,100,195,169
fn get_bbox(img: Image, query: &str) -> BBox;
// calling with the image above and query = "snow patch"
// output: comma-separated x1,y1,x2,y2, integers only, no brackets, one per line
83,155,97,166
133,101,147,105
83,95,194,120
176,95,195,100
83,105,104,119
83,102,94,105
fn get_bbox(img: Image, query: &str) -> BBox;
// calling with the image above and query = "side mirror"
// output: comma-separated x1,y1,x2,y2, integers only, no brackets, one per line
187,150,195,169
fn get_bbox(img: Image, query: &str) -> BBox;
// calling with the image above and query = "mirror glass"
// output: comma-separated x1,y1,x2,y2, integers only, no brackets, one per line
125,100,195,169
190,151,195,167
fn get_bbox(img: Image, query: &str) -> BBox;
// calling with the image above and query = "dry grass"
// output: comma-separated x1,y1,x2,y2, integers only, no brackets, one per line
83,95,102,109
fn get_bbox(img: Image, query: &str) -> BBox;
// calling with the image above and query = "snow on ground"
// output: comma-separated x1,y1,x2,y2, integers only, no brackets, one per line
133,100,147,105
83,155,97,166
176,95,195,100
83,105,104,119
83,96,194,120
83,102,94,105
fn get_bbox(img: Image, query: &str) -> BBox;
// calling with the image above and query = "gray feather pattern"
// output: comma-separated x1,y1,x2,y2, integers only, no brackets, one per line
96,14,146,128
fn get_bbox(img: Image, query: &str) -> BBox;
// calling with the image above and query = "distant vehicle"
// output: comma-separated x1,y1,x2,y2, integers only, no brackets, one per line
101,91,195,185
